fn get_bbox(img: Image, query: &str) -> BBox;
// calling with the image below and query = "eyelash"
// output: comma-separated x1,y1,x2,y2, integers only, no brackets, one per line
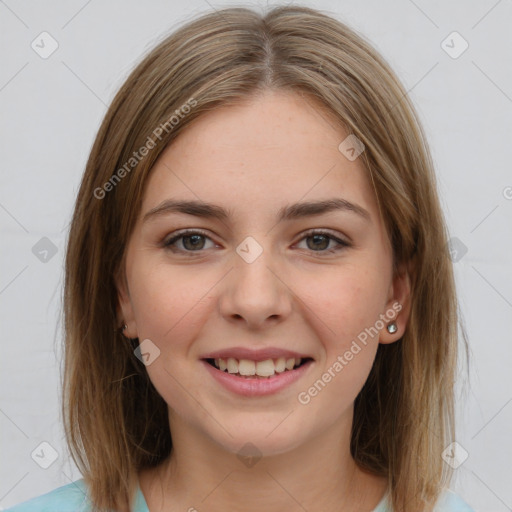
163,229,351,255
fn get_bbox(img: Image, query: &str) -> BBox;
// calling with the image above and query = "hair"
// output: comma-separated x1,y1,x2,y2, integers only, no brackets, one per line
62,4,469,512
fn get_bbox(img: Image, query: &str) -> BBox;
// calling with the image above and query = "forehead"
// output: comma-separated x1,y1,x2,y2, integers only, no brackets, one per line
140,90,379,225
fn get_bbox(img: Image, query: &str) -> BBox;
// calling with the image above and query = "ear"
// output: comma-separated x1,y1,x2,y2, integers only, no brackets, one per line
379,258,414,345
114,264,138,339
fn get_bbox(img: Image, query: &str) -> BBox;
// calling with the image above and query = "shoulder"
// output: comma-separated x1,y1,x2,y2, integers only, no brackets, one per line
435,488,475,511
4,479,92,512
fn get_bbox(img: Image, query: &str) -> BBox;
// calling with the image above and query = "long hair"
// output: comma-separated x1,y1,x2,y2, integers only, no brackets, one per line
62,5,469,511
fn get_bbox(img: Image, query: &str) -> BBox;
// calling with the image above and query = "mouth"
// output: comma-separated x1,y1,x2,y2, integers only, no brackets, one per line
204,356,314,378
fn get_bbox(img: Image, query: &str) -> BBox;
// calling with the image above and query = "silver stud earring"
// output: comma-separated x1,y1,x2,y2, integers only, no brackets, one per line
387,322,398,334
116,324,128,335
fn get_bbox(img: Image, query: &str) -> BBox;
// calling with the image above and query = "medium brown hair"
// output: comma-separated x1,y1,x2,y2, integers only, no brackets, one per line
62,5,469,511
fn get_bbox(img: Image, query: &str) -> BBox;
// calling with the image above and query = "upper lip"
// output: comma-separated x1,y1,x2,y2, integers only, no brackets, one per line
200,347,313,362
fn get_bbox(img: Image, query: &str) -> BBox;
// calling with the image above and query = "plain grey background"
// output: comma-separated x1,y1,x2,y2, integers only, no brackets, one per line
1,0,511,510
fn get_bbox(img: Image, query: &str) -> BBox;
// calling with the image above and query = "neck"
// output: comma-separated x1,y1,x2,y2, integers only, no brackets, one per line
139,410,388,512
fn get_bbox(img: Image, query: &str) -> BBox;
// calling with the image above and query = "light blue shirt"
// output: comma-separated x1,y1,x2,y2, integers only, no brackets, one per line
4,478,475,511
4,479,149,512
374,487,475,511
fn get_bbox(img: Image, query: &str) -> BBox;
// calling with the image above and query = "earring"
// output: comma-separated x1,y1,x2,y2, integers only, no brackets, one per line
116,323,128,335
386,322,398,334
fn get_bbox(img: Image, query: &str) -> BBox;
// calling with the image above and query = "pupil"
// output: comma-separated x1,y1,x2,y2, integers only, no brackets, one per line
184,235,204,250
308,234,328,251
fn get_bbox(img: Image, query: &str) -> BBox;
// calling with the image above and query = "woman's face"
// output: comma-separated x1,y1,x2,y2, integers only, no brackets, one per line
117,89,411,456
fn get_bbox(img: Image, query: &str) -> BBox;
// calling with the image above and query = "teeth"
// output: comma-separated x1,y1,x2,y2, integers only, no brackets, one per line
274,357,286,373
212,357,304,376
238,359,256,376
227,357,238,374
255,359,275,377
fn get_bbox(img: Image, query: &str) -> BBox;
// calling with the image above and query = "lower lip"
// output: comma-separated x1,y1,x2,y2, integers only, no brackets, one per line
201,359,313,397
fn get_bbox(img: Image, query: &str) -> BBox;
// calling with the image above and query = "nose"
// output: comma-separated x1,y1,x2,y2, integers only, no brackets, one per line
218,245,293,330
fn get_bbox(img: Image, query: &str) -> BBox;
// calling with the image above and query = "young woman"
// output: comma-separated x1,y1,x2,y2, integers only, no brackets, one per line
6,5,474,512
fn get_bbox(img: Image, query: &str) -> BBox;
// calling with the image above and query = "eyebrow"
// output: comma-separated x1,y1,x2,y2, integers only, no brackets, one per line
142,198,371,224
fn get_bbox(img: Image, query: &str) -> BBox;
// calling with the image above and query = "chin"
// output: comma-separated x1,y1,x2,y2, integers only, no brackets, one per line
203,416,310,459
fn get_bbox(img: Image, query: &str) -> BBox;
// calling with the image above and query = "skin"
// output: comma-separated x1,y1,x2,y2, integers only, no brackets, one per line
117,89,412,512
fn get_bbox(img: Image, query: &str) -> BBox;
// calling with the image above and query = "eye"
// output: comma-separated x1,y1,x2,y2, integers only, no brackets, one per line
295,230,350,254
163,230,216,252
163,229,350,255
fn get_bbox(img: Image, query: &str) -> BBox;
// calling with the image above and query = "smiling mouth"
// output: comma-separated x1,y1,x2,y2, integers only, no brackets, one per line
205,357,313,378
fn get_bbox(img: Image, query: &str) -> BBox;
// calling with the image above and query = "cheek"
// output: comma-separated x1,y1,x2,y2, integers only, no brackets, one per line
291,261,388,348
128,260,214,342
127,264,214,418
293,266,383,416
